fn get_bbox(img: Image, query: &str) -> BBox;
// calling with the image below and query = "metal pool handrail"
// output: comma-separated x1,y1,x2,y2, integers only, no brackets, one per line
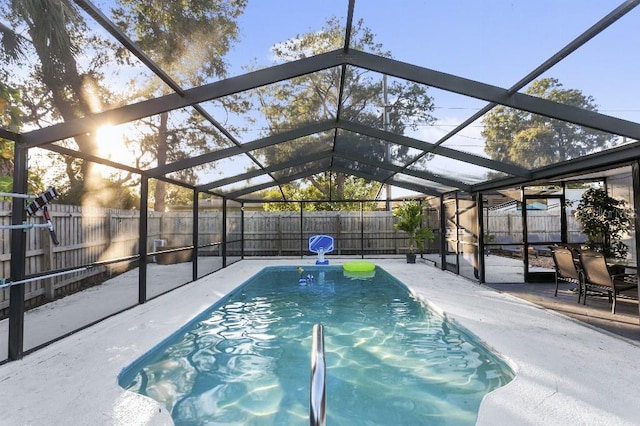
310,323,326,426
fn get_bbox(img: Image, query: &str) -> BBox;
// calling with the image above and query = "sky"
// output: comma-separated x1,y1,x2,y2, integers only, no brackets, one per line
9,0,639,132
210,0,640,196
229,0,639,122
7,0,640,198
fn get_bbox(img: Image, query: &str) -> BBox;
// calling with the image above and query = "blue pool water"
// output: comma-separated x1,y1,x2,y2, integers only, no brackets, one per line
119,266,514,425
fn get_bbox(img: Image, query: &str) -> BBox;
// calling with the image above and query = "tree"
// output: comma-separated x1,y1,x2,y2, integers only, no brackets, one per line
482,78,614,169
0,75,46,195
112,0,248,211
0,1,248,210
262,175,379,211
0,80,20,180
254,17,434,203
1,1,141,206
2,0,115,204
574,187,631,259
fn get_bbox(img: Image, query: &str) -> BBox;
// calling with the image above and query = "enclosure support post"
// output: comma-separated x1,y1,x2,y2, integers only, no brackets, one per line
418,199,423,259
192,189,199,281
476,192,485,283
560,182,568,244
521,186,528,280
8,143,28,360
138,176,149,304
455,193,460,275
632,161,640,323
241,202,245,259
300,202,304,259
439,195,446,270
222,197,227,268
360,202,364,259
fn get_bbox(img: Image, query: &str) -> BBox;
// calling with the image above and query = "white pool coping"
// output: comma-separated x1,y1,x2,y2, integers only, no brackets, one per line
1,259,640,425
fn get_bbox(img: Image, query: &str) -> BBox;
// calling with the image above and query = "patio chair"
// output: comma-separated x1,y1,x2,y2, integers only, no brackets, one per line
551,247,583,300
577,250,638,314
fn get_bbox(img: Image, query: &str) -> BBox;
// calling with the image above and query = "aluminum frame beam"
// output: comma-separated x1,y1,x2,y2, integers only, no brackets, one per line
21,52,345,148
337,120,530,178
224,166,328,199
198,142,472,197
198,150,333,191
0,128,18,141
23,47,640,150
40,143,141,175
221,155,444,200
345,50,640,141
332,165,440,197
155,116,526,195
472,141,640,192
335,150,470,191
412,0,640,154
146,120,336,178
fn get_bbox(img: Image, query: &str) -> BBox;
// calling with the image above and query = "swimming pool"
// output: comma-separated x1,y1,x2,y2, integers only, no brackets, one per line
119,265,514,425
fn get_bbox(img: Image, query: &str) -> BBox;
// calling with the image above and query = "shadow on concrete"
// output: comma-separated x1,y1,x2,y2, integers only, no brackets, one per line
485,280,640,343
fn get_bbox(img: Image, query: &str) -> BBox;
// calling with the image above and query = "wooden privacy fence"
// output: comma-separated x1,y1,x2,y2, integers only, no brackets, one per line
3,199,630,316
1,204,442,313
241,210,436,255
485,209,586,242
2,200,600,312
2,202,595,310
1,202,141,313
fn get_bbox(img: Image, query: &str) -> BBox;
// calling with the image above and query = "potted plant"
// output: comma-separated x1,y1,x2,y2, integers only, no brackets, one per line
574,187,631,260
394,201,435,263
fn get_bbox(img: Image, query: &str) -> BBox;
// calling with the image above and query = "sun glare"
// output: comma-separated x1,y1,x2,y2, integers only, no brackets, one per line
95,124,134,178
97,124,127,161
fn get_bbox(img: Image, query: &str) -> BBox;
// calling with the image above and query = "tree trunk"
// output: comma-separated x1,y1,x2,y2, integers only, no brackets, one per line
335,173,345,199
27,9,101,202
154,112,169,212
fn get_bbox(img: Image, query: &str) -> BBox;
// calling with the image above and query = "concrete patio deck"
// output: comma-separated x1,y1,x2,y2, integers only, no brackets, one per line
486,280,640,342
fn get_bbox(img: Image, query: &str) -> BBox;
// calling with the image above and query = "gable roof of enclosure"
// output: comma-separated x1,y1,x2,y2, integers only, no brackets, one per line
4,0,640,202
